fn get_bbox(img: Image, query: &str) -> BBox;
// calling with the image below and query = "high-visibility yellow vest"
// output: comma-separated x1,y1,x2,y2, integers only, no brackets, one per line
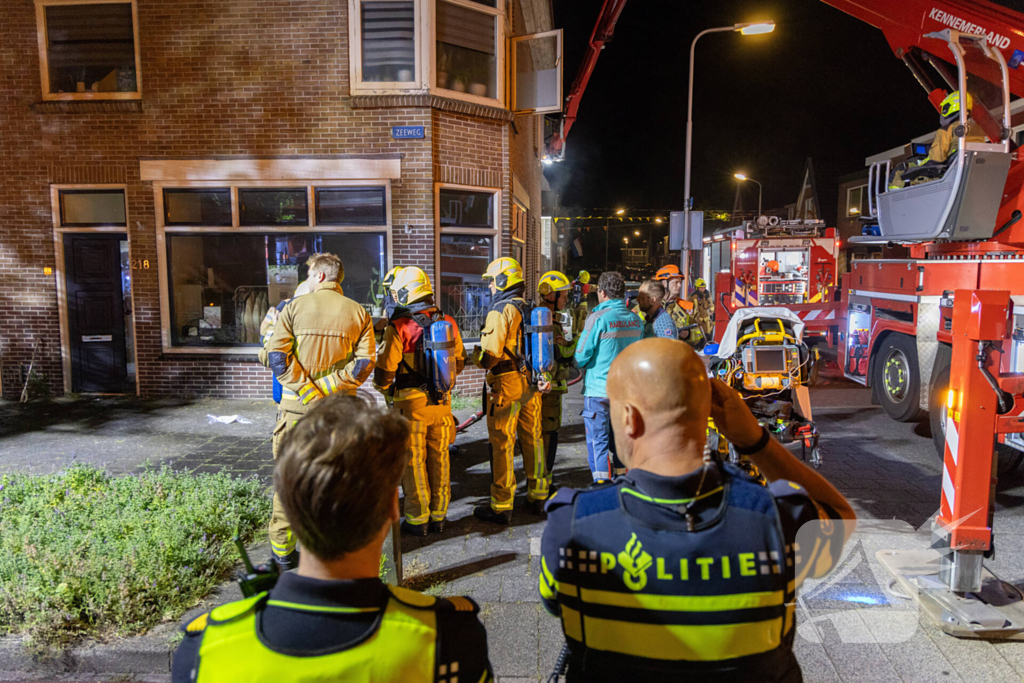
195,585,445,682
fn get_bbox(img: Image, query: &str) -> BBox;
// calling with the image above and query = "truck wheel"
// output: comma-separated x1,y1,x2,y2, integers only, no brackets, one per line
929,364,1024,475
873,334,924,422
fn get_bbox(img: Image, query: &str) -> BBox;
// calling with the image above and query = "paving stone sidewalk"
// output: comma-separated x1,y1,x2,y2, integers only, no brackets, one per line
3,366,1024,681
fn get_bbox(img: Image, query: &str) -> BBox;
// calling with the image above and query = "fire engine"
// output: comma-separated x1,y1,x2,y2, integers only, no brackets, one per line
713,219,842,346
823,0,1024,634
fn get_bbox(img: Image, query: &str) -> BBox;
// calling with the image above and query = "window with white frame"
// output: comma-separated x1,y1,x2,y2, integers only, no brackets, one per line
349,0,420,91
846,184,867,217
437,185,499,340
160,184,390,349
35,0,141,100
434,0,502,102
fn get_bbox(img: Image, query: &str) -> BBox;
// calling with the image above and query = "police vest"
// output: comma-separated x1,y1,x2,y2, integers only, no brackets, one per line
194,585,460,682
552,464,797,678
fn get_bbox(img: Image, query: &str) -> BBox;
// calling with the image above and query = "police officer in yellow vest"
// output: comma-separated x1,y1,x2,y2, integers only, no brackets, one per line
374,267,465,536
171,395,493,683
536,270,577,480
539,338,855,682
471,257,550,525
266,253,376,570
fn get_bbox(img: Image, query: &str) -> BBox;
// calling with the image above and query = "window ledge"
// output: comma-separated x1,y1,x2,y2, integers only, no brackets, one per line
349,94,513,122
33,100,143,114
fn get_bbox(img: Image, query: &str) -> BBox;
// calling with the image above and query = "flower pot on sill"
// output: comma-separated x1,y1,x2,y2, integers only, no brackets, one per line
469,83,488,97
451,79,467,93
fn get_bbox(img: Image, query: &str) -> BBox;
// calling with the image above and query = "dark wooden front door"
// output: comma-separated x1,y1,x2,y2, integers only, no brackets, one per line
64,234,128,393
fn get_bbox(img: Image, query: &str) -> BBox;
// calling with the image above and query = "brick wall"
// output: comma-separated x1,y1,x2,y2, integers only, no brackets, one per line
0,0,545,399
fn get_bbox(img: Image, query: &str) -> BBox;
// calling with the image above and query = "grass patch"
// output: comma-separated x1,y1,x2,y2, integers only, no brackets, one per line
0,465,271,652
451,389,482,413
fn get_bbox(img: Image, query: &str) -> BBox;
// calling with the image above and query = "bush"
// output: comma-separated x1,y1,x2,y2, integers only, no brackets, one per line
0,465,271,651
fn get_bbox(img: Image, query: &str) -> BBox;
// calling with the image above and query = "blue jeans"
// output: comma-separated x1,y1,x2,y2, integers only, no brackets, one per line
582,397,618,480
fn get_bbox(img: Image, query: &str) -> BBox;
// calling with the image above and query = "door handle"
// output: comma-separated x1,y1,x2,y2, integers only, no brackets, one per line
82,335,112,342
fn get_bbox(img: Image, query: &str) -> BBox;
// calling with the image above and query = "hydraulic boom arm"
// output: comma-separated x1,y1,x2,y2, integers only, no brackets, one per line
545,0,627,160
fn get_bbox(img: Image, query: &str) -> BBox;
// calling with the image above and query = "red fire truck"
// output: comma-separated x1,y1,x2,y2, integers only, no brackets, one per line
822,0,1024,630
713,219,842,345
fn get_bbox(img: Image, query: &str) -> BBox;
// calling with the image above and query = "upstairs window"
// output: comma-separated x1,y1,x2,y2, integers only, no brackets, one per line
434,0,501,102
350,0,421,93
846,185,867,218
36,1,141,100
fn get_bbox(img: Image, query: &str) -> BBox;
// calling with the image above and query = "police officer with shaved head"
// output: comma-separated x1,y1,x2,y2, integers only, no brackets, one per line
539,338,856,682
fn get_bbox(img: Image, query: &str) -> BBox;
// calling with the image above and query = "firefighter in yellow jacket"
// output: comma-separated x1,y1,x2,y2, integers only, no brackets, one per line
266,253,376,569
472,257,550,525
536,271,576,481
374,267,465,536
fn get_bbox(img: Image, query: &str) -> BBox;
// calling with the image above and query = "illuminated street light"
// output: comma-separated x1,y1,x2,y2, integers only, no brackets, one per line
623,237,629,243
654,217,663,223
734,173,763,217
616,209,625,215
737,21,775,35
634,230,641,236
683,19,774,280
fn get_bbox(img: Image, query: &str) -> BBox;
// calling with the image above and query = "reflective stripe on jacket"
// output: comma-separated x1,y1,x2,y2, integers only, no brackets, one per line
573,298,642,398
542,464,797,679
193,587,453,682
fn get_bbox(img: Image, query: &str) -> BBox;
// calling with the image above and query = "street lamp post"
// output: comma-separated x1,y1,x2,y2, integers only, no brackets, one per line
682,21,774,283
734,173,763,217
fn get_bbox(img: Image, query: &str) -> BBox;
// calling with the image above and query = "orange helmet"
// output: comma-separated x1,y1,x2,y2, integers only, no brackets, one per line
654,264,682,281
766,260,780,274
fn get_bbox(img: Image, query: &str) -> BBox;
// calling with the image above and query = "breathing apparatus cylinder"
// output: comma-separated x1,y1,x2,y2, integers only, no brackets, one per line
530,306,555,381
426,319,456,397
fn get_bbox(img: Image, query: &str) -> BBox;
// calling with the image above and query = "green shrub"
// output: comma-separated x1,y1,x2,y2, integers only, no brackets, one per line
0,465,271,651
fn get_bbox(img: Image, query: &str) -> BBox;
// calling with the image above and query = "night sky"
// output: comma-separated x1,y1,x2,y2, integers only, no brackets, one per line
545,0,942,223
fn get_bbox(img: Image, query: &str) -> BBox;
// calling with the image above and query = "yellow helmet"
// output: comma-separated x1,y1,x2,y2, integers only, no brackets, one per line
538,271,572,296
578,270,591,284
940,91,973,119
391,266,433,305
382,266,403,292
695,278,707,288
482,257,524,291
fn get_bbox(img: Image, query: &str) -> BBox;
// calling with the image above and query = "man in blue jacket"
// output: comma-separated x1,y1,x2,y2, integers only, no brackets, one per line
574,271,643,480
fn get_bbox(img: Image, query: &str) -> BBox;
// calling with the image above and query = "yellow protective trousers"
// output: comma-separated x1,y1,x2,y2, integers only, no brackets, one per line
269,406,303,558
486,371,548,512
541,391,563,474
395,396,456,525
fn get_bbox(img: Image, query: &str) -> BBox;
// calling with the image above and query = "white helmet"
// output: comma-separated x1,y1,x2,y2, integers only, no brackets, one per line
294,280,311,297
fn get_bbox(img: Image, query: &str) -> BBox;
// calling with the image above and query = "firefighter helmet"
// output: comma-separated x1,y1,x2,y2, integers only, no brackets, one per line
655,264,682,281
392,266,433,305
695,278,707,288
940,91,973,120
538,271,572,296
482,257,525,291
382,266,403,292
577,270,591,284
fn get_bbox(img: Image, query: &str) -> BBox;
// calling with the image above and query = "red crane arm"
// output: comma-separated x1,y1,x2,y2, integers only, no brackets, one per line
546,0,628,159
821,0,1024,98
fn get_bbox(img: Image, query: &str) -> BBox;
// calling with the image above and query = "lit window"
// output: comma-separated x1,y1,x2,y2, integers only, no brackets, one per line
239,189,309,226
59,189,127,226
315,187,386,225
439,234,493,340
435,0,499,100
37,1,141,100
847,185,866,218
166,232,387,348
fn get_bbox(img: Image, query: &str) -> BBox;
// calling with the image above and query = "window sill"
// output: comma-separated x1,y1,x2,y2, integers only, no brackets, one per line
33,100,143,114
349,93,513,122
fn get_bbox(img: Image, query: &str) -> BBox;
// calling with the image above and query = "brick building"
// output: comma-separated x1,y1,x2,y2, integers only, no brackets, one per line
0,0,562,398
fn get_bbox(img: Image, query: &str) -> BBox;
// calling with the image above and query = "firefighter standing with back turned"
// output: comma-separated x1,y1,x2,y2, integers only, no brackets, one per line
536,270,577,484
374,266,465,536
266,253,376,570
472,257,551,525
